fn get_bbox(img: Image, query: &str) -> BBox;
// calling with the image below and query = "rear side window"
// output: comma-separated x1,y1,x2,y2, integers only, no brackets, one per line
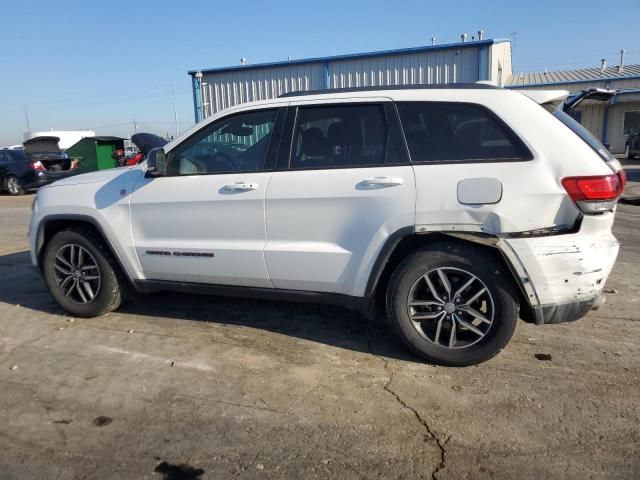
550,109,614,162
397,103,529,163
291,104,389,169
2,150,24,162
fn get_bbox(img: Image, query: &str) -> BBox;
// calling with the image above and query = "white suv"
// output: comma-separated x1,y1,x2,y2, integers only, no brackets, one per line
29,85,625,366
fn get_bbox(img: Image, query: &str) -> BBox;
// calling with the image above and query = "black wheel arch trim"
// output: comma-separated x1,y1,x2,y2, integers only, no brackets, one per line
364,227,538,320
35,214,136,285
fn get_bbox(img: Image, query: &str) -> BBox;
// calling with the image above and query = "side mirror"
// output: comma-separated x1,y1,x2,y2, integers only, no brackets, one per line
146,148,167,177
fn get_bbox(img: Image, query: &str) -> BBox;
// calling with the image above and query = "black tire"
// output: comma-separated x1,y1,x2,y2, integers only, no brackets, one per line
42,228,125,317
386,242,518,366
5,175,24,196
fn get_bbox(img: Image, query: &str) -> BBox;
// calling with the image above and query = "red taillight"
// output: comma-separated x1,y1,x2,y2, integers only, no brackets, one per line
29,161,45,171
561,174,622,201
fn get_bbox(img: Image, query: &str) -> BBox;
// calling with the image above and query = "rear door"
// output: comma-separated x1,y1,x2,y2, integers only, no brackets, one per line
264,99,415,297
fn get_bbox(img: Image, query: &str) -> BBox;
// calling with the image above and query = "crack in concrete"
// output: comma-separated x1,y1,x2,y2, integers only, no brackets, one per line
381,359,447,480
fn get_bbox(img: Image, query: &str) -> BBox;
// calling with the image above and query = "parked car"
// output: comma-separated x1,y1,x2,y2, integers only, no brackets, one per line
0,137,80,195
1,142,76,195
625,131,640,159
29,84,625,366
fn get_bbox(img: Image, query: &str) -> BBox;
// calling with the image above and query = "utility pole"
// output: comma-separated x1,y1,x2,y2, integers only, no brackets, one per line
172,81,180,137
24,104,31,133
510,31,519,52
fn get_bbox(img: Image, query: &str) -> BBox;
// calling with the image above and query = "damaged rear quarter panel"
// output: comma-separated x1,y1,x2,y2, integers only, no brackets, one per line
503,214,619,305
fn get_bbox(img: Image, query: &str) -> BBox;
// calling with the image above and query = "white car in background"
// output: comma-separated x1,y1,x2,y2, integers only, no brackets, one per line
29,84,624,366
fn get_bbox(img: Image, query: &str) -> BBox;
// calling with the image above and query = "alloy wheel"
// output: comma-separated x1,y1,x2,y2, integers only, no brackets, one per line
407,267,495,349
7,177,20,195
53,244,101,304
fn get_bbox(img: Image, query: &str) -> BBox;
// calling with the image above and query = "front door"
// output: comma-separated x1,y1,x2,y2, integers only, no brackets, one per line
129,107,284,287
264,101,416,297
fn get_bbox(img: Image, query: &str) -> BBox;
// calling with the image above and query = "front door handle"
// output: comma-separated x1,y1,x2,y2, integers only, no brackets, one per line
361,177,404,187
223,182,258,191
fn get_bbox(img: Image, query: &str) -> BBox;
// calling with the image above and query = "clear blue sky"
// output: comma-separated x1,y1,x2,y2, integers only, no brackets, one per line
1,0,638,146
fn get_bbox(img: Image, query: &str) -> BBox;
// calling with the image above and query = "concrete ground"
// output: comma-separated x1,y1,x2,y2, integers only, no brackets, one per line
0,190,638,480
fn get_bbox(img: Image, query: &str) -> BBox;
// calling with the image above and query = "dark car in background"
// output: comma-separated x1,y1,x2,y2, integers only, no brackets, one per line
626,131,640,159
1,136,79,195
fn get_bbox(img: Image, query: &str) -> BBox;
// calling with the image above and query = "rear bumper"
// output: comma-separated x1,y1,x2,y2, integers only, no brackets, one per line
22,171,78,191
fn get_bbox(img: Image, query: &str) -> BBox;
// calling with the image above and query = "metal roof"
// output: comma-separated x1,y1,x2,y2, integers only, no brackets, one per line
506,64,640,88
188,39,509,76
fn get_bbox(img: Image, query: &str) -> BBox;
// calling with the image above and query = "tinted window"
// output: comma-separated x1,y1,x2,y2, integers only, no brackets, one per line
168,109,277,175
291,104,388,169
3,150,25,162
397,103,526,162
623,111,640,135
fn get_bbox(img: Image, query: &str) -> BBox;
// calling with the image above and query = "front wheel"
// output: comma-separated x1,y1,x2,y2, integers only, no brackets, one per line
42,228,125,317
386,243,519,366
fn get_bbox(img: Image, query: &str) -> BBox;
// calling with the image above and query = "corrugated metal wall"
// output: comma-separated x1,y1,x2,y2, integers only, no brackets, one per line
201,63,324,116
199,45,487,117
607,101,640,153
327,47,481,89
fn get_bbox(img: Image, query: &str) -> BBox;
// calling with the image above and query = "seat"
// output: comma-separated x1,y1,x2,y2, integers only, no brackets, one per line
297,127,328,166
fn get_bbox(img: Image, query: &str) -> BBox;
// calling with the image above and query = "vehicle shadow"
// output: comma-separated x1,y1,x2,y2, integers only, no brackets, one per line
0,251,416,362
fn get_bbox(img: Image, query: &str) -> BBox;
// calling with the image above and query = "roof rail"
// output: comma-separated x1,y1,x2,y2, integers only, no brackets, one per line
278,83,500,98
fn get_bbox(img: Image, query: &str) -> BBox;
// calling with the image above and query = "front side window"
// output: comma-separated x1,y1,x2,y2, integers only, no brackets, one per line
623,111,640,135
397,103,528,162
168,109,277,175
291,104,389,169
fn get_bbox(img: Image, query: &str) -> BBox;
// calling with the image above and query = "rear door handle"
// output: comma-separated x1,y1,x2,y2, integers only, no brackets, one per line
361,177,404,187
223,182,258,191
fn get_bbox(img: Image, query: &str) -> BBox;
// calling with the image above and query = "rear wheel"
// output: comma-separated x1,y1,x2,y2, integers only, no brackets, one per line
42,228,125,317
5,175,24,195
386,243,518,366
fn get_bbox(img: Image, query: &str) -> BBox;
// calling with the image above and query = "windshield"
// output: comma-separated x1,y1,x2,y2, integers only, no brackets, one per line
545,106,614,162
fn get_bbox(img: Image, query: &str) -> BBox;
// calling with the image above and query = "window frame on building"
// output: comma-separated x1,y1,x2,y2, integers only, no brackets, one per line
623,110,640,136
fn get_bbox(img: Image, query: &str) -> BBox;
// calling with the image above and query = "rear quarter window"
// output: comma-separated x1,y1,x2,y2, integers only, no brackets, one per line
397,102,531,163
548,108,614,162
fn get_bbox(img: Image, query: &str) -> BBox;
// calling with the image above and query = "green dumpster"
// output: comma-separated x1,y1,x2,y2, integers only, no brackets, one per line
65,136,124,173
